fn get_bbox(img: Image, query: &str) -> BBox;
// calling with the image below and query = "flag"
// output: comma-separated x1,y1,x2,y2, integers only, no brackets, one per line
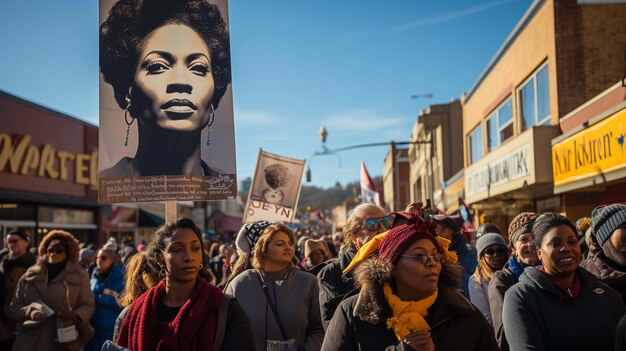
360,161,381,205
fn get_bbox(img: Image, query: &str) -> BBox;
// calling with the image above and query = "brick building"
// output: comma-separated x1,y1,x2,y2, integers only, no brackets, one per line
383,143,410,212
461,0,626,229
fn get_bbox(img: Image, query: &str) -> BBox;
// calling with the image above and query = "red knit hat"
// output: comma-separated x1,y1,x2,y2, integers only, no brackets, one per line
379,214,441,266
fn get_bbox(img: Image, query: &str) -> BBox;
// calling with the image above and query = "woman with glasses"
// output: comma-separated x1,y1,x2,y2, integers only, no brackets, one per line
317,203,388,329
9,230,95,350
86,247,123,351
468,233,508,326
321,214,499,351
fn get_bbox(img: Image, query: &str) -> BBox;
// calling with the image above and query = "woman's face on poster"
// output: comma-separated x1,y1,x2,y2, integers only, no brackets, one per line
133,24,215,132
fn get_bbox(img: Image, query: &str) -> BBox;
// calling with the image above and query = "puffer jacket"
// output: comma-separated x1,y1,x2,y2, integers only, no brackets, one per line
449,232,477,297
8,260,95,350
87,266,123,351
581,242,626,303
321,257,499,351
503,267,625,351
317,246,357,329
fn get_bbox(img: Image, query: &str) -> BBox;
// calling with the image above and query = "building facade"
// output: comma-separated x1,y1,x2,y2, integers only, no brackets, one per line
0,90,100,246
408,100,464,212
383,143,410,212
461,0,626,229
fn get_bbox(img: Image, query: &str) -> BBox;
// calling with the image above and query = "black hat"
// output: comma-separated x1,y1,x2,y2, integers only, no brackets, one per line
592,204,626,247
8,228,30,243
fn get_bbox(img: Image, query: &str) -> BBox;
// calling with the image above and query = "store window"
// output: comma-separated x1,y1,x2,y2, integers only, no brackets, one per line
518,63,551,131
486,97,513,152
468,124,483,164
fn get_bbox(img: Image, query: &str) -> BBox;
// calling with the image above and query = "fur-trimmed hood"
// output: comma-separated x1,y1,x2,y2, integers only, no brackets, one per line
352,256,464,324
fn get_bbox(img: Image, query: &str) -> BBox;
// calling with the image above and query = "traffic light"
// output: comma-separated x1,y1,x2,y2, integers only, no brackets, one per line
306,168,311,182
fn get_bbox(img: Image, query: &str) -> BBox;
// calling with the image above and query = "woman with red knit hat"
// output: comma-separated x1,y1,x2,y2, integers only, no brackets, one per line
321,214,498,351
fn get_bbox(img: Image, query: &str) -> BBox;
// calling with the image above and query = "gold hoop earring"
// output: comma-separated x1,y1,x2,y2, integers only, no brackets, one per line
206,104,215,146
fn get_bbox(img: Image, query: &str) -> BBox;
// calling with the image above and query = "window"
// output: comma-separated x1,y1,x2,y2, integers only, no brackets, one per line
518,63,551,131
486,97,513,152
468,124,482,164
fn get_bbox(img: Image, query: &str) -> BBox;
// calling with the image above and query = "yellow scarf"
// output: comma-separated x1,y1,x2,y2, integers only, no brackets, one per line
383,283,437,340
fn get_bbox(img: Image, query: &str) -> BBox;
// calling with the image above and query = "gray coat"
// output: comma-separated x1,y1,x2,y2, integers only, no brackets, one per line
225,267,324,351
8,260,95,350
503,267,625,351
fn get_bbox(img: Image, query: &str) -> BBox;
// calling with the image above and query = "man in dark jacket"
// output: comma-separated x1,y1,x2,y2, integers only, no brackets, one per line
0,229,36,348
433,215,477,297
317,203,387,329
581,204,626,302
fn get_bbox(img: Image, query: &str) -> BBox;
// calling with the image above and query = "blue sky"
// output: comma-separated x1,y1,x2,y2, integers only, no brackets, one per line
0,0,531,189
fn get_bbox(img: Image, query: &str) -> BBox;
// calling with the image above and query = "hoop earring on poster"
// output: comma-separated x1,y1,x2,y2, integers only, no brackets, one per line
206,104,215,146
124,106,135,147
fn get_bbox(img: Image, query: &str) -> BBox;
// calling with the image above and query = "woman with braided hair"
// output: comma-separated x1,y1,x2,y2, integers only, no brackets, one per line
321,213,498,351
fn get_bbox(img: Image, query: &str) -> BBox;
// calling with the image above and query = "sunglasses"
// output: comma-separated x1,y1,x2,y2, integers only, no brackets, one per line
484,247,507,256
363,216,394,232
97,256,109,261
46,247,65,255
401,254,443,265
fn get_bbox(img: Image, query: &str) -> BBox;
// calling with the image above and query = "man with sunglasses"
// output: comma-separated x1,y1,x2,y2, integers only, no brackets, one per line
0,229,36,348
317,203,388,330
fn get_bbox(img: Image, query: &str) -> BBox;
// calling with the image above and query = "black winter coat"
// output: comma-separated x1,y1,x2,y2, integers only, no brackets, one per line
488,263,518,351
581,248,626,303
321,285,499,351
317,246,357,329
503,267,625,351
321,256,499,351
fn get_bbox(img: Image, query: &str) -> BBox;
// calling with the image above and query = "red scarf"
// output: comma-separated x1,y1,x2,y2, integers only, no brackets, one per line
116,278,223,351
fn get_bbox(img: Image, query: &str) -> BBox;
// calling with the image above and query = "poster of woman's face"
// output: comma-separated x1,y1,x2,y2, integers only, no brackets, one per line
98,0,236,203
244,150,306,223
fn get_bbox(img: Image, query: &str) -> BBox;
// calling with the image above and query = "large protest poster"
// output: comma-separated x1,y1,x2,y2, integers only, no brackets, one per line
98,0,237,203
243,150,306,223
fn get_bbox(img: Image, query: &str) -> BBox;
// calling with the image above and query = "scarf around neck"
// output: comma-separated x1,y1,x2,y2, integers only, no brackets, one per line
116,278,223,351
383,283,437,340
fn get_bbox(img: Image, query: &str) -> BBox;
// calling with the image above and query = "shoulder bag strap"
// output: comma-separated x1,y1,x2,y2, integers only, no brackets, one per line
256,271,289,340
212,294,232,351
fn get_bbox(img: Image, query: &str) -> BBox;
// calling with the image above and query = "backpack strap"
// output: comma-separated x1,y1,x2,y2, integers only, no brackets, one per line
212,294,233,351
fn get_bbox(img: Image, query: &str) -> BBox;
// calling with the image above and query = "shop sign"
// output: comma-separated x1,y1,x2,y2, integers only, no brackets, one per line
466,144,530,197
0,133,98,188
552,108,626,187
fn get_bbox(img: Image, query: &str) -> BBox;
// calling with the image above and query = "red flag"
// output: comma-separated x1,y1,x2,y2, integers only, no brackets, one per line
360,161,381,205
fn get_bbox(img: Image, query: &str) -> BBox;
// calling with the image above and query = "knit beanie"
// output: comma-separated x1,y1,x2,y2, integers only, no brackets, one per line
476,233,507,257
508,212,539,249
592,204,626,247
103,238,118,253
7,228,30,243
235,221,271,254
379,223,441,267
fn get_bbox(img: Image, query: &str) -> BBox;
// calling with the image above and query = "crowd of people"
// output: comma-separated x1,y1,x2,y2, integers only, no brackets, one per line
1,202,626,350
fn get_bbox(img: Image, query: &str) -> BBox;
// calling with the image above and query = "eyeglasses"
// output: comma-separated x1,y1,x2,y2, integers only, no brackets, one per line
97,256,109,261
400,254,442,265
46,247,65,255
484,247,507,256
363,216,394,232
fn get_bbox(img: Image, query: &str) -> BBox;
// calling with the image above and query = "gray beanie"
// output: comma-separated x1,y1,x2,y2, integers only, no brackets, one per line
592,204,626,246
476,233,508,257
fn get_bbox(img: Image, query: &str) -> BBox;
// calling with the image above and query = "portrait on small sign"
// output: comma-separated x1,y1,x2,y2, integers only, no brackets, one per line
244,150,306,223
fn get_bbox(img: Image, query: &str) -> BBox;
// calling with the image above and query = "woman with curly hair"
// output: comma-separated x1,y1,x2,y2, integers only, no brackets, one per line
99,0,232,177
321,214,498,350
8,230,95,350
115,218,254,350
